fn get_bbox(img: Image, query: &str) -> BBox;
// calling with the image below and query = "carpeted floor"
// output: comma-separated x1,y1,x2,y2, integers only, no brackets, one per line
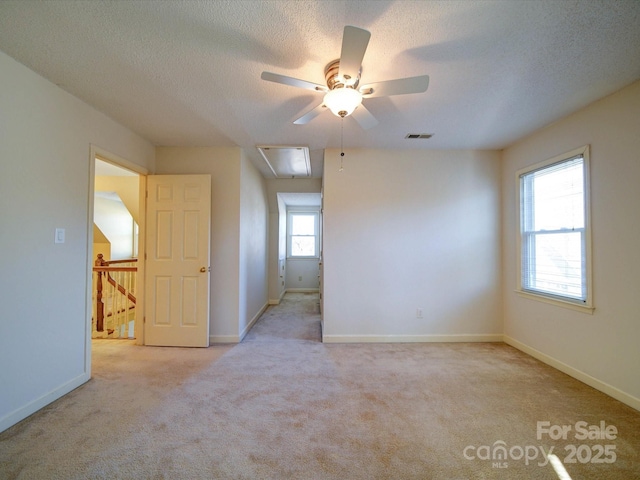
1,292,639,479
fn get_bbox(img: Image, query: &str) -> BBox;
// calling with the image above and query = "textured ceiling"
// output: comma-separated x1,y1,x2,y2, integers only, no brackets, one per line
1,0,639,178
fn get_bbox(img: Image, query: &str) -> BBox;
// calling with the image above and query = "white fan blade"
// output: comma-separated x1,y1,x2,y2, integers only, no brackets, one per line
360,75,429,98
338,26,371,86
261,71,328,92
351,104,378,130
293,103,327,125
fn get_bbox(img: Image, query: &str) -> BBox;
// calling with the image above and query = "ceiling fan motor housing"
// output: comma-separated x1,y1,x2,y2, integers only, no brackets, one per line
325,59,361,90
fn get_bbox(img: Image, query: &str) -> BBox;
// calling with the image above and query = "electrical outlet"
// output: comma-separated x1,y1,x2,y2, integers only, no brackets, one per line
416,308,423,318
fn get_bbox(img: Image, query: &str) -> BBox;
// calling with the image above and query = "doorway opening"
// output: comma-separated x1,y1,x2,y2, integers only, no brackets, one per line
89,148,147,345
275,192,322,313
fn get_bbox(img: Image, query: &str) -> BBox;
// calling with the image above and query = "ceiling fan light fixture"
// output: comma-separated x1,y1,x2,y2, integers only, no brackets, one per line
323,87,362,118
261,26,429,127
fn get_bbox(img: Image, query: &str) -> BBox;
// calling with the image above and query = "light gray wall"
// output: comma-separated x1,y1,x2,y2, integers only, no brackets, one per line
285,259,320,290
501,79,640,409
155,147,242,343
238,152,269,338
322,148,502,342
0,51,155,432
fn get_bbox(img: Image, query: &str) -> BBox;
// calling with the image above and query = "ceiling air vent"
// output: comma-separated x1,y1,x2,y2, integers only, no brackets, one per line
405,133,433,139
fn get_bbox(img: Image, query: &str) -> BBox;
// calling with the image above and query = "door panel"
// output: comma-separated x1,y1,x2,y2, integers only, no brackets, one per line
145,175,211,347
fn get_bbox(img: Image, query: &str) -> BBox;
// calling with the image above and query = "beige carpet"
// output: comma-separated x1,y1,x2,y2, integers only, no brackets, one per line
1,292,639,479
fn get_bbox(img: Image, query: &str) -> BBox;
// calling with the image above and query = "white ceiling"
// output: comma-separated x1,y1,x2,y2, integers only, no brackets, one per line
278,192,322,208
95,159,138,177
1,1,639,178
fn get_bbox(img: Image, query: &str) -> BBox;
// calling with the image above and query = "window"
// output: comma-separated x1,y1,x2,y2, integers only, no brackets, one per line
517,146,592,310
287,211,319,258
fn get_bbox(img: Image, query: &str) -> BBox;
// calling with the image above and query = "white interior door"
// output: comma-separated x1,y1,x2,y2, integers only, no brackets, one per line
145,174,211,347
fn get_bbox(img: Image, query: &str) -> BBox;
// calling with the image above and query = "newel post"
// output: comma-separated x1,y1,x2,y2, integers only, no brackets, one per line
95,254,107,332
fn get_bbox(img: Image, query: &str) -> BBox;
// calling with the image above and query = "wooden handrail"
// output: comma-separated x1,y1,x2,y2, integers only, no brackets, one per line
94,253,137,266
104,258,138,265
93,266,137,272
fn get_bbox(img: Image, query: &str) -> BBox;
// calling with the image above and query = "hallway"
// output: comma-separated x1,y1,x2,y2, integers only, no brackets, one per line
244,292,321,343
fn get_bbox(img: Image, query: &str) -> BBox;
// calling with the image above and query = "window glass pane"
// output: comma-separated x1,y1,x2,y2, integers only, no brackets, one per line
530,160,584,231
291,236,315,256
526,231,584,299
291,214,315,235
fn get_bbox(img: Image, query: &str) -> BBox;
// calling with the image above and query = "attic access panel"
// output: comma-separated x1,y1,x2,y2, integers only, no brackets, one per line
257,146,311,177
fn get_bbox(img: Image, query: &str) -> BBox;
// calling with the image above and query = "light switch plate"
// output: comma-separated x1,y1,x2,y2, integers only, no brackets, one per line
55,228,65,244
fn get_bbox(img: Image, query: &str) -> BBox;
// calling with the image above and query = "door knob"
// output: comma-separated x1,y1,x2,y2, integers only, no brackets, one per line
200,267,207,273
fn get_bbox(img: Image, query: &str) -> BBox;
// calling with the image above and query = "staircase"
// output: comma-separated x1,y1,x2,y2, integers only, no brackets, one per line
92,254,137,339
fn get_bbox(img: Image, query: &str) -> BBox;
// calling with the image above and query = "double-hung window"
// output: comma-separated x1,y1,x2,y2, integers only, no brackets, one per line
287,211,319,258
517,145,592,310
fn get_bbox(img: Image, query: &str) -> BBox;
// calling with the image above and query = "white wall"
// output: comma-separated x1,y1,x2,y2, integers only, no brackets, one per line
502,80,640,409
238,152,269,339
0,51,155,432
270,195,287,303
93,225,111,262
93,194,135,260
95,176,140,223
285,259,320,290
93,175,140,261
155,147,242,343
322,148,502,342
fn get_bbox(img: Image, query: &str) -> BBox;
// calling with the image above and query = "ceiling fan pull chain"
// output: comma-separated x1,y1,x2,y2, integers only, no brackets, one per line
339,117,345,171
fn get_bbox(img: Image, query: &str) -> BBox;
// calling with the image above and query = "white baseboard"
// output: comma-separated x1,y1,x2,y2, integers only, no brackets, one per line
322,334,504,343
209,335,240,344
504,335,640,412
268,289,286,305
210,301,269,345
0,372,90,433
239,301,268,341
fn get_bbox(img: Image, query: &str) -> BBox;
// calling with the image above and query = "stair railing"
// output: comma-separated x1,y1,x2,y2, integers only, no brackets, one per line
93,254,137,338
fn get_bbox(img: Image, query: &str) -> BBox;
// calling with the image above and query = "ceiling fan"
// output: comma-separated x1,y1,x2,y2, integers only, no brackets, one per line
261,26,430,130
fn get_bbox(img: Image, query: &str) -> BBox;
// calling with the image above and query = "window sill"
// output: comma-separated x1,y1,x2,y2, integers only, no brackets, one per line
515,290,594,314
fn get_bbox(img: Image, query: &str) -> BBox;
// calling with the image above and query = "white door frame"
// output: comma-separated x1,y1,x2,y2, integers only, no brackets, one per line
87,145,149,354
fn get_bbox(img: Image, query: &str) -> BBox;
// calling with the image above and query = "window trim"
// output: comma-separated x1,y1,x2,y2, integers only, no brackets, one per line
515,145,594,313
286,209,320,259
